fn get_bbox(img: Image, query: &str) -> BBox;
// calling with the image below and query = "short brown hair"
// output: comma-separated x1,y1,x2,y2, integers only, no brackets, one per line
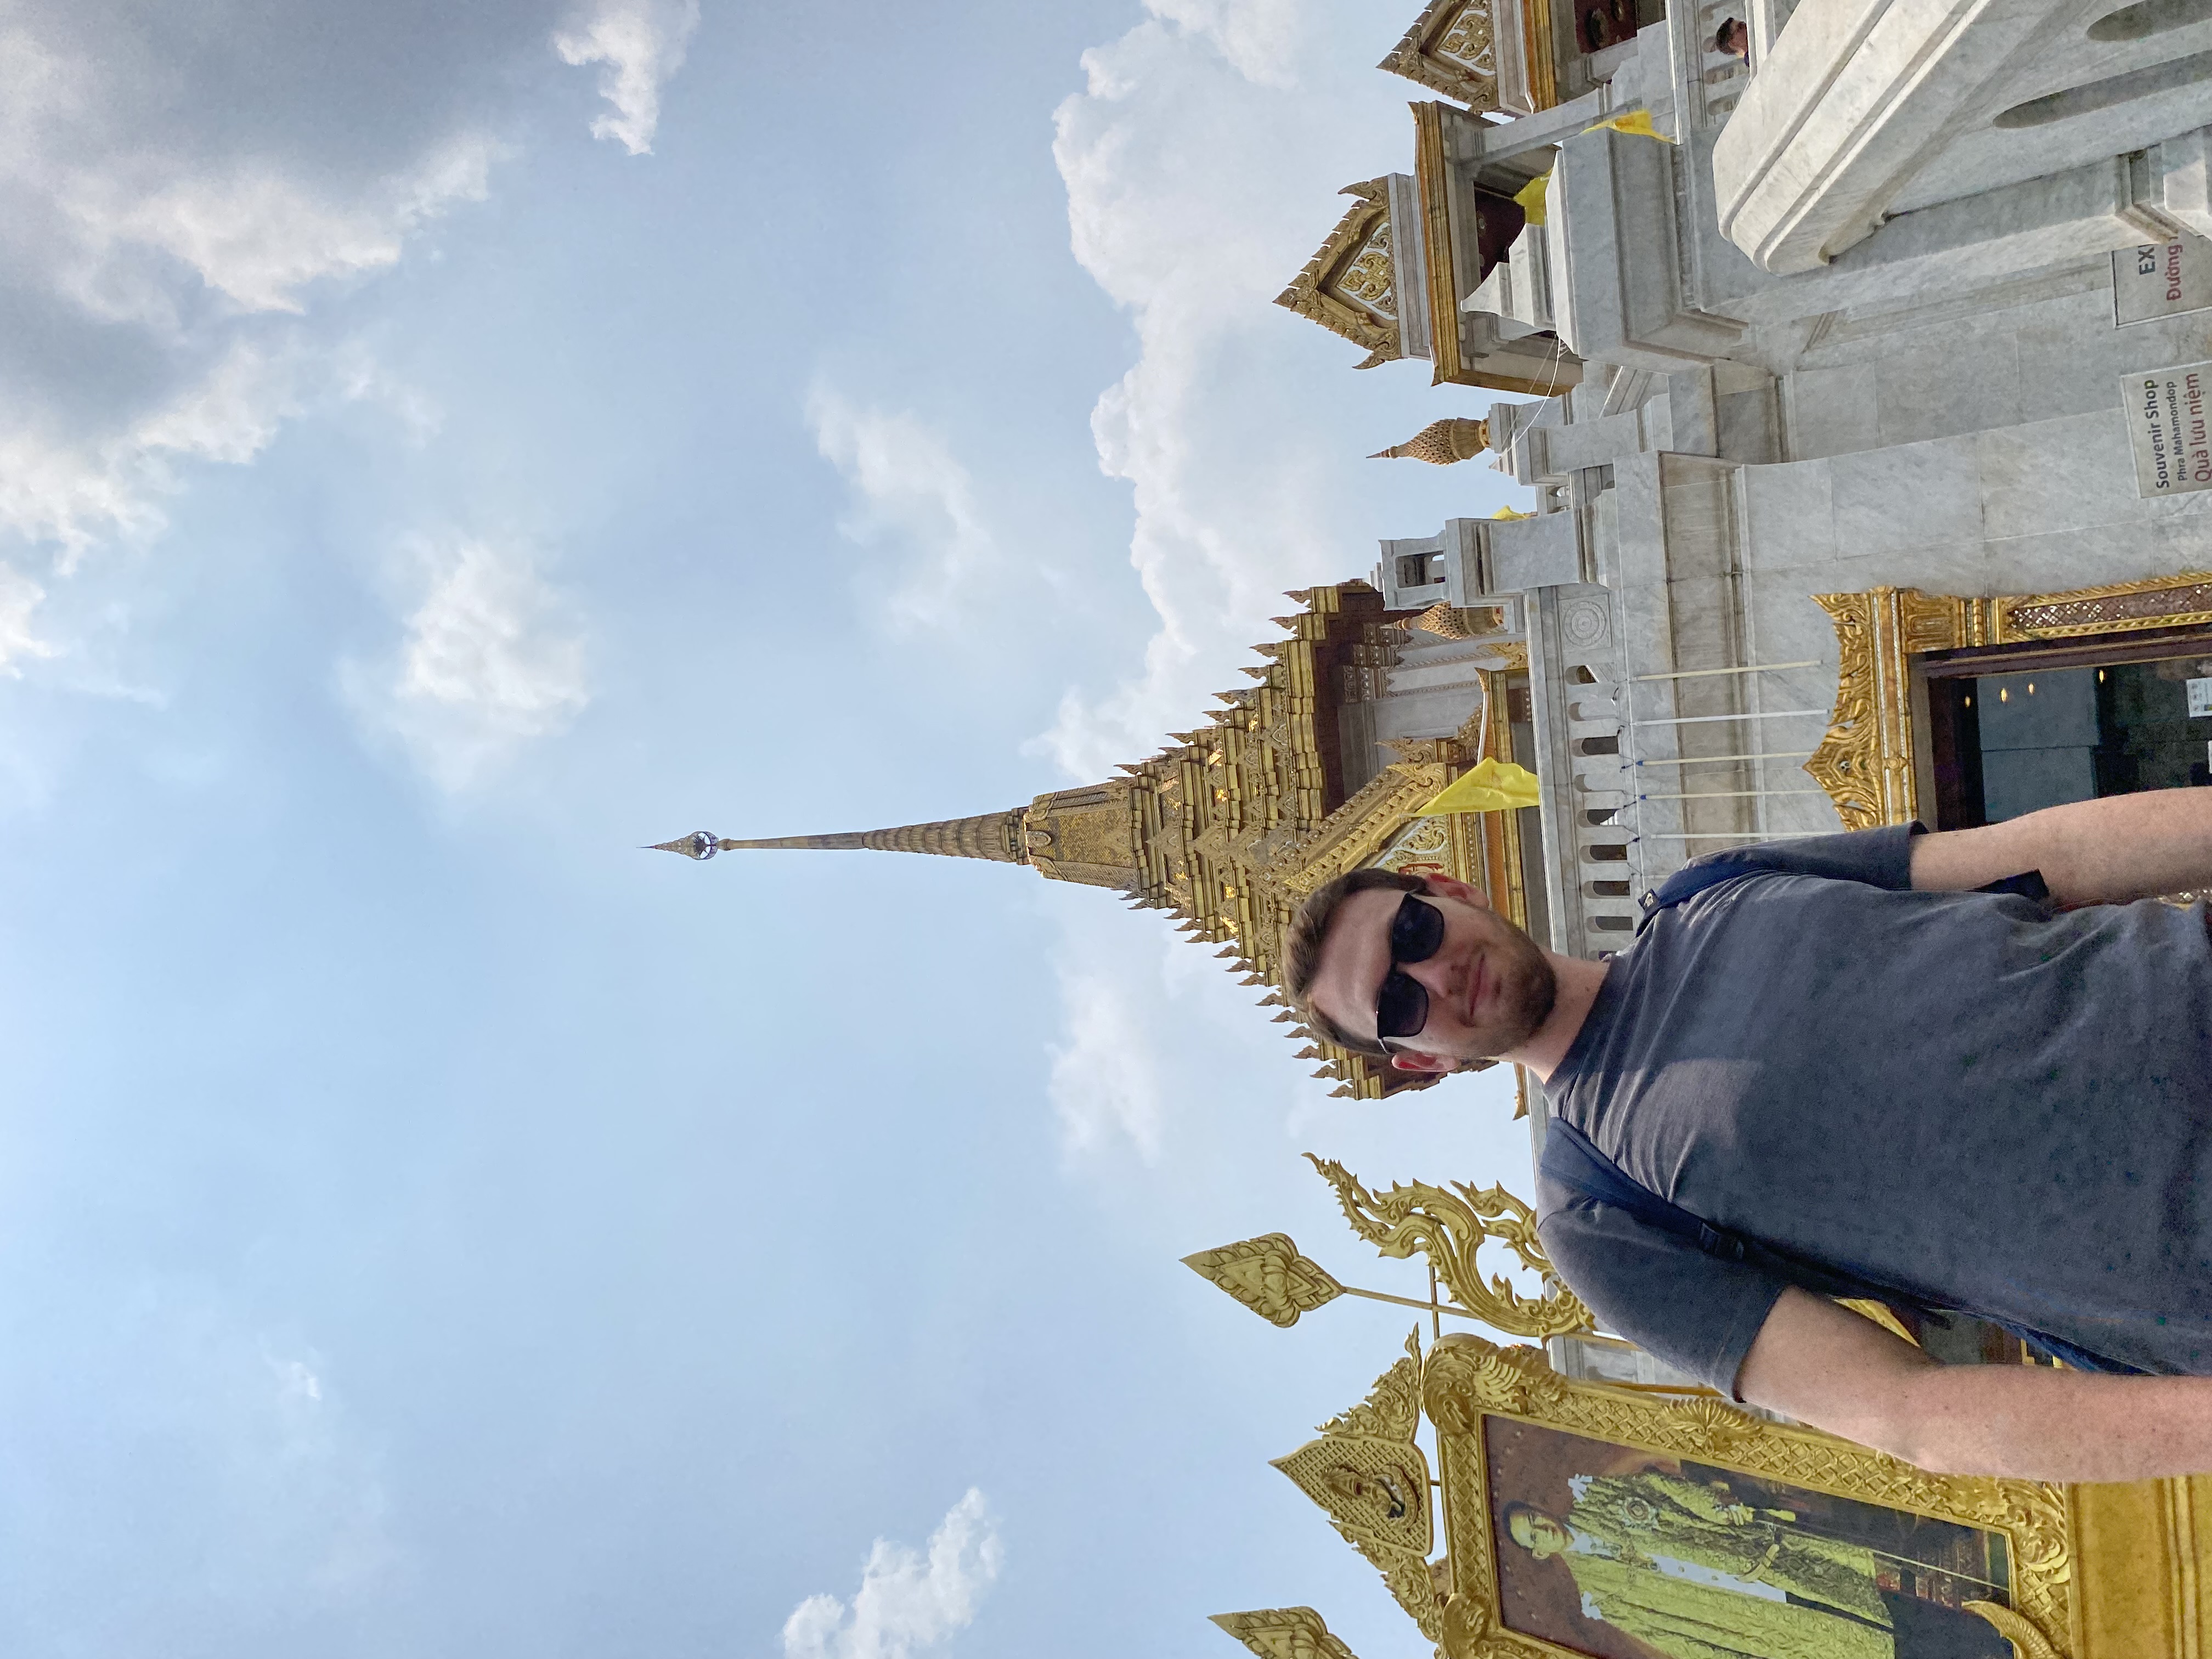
1283,866,1427,1058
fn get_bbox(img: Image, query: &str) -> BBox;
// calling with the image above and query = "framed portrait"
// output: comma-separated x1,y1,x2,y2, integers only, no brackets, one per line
1421,1334,2072,1659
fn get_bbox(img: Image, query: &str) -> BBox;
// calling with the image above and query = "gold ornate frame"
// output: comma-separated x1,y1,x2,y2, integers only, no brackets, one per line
1420,1332,2072,1659
1807,575,2212,829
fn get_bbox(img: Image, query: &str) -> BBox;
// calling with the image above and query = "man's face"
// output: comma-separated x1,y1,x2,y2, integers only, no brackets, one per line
1306,876,1556,1073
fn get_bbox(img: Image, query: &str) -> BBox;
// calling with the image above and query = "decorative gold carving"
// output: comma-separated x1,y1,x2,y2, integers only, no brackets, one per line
1182,1234,1345,1327
1273,1333,1444,1639
1967,1600,2064,1658
1523,0,1558,110
1269,760,1455,900
1042,803,1133,868
1373,417,1491,466
1307,1157,1594,1339
1420,1332,2075,1659
1275,182,1402,370
690,575,1516,1102
1995,572,2212,641
1208,1606,1362,1659
1413,103,1464,390
1379,0,1500,109
1808,575,2212,828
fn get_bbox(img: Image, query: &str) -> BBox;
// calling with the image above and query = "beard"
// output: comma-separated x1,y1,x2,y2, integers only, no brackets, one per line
1468,916,1558,1058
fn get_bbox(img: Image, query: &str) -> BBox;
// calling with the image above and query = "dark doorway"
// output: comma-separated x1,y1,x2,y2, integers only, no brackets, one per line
1922,631,2212,828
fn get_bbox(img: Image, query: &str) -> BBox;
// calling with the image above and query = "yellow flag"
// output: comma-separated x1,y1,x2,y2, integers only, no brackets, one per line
1511,171,1549,227
1583,108,1674,143
1418,757,1542,816
1491,505,1533,521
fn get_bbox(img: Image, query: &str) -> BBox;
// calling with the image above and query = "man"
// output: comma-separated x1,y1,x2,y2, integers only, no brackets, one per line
1285,788,2212,1482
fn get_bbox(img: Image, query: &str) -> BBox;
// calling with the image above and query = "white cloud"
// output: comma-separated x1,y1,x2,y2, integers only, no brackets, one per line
60,132,500,318
0,335,426,576
1141,0,1304,87
554,0,702,156
1048,964,1168,1163
346,534,591,792
782,1488,1003,1659
0,5,514,603
806,386,999,633
0,565,59,676
1037,11,1375,782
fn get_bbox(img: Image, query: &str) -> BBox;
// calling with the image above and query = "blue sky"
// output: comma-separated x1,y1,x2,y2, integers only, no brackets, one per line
0,3,1538,1655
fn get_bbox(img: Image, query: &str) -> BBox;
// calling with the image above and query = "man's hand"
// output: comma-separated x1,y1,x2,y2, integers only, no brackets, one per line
1737,1287,2212,1482
1910,786,2212,906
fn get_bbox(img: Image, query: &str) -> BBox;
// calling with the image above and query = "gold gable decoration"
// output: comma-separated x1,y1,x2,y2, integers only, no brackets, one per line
1272,1331,1444,1640
1378,0,1500,110
1275,182,1401,370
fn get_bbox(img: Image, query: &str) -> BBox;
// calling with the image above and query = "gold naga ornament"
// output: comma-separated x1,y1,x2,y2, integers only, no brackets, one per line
1184,1157,1591,1338
1306,1154,1590,1340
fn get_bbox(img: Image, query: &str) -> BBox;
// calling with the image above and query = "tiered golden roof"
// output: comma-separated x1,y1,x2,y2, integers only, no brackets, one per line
663,581,1534,1099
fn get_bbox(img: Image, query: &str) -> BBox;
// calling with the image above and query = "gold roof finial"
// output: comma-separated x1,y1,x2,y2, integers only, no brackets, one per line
647,809,1031,865
1369,416,1489,464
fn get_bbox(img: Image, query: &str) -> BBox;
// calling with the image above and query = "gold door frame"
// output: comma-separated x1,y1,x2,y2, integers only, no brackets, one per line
1808,574,2212,830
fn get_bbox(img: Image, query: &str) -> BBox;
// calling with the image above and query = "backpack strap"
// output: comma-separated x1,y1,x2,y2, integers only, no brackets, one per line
1637,848,2050,934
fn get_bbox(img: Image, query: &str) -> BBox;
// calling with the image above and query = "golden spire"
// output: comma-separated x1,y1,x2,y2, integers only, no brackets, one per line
1370,416,1489,464
649,809,1030,865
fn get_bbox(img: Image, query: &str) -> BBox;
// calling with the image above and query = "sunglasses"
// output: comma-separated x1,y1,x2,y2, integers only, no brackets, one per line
1376,891,1447,1043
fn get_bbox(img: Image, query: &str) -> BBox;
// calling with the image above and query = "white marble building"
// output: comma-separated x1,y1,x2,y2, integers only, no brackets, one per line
1310,0,2212,958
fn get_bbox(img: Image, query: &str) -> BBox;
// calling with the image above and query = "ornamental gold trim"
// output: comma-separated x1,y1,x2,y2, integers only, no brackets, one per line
1421,1332,2075,1659
1379,0,1500,110
1413,102,1466,390
1274,1333,1446,1640
1269,760,1454,899
1807,574,2212,828
1209,1606,1364,1659
1275,182,1402,370
1307,1157,1593,1339
1183,1233,1345,1328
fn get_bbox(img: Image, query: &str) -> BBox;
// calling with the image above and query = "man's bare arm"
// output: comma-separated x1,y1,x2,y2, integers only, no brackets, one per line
1737,1286,2212,1482
1909,786,2212,905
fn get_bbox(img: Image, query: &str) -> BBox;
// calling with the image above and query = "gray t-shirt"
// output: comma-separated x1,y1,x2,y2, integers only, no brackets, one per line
1537,822,2212,1393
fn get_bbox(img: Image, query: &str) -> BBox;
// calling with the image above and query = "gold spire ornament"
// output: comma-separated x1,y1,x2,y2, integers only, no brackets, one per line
649,830,727,860
1307,1156,1594,1338
1182,1234,1344,1327
1182,1232,1497,1329
1369,416,1489,464
647,808,1030,864
1208,1606,1362,1659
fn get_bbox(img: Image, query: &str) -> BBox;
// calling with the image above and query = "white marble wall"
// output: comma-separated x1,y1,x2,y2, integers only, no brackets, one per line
1773,259,2212,460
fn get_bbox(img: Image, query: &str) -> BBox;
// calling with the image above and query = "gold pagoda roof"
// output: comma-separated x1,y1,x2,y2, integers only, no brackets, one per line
665,581,1530,1101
